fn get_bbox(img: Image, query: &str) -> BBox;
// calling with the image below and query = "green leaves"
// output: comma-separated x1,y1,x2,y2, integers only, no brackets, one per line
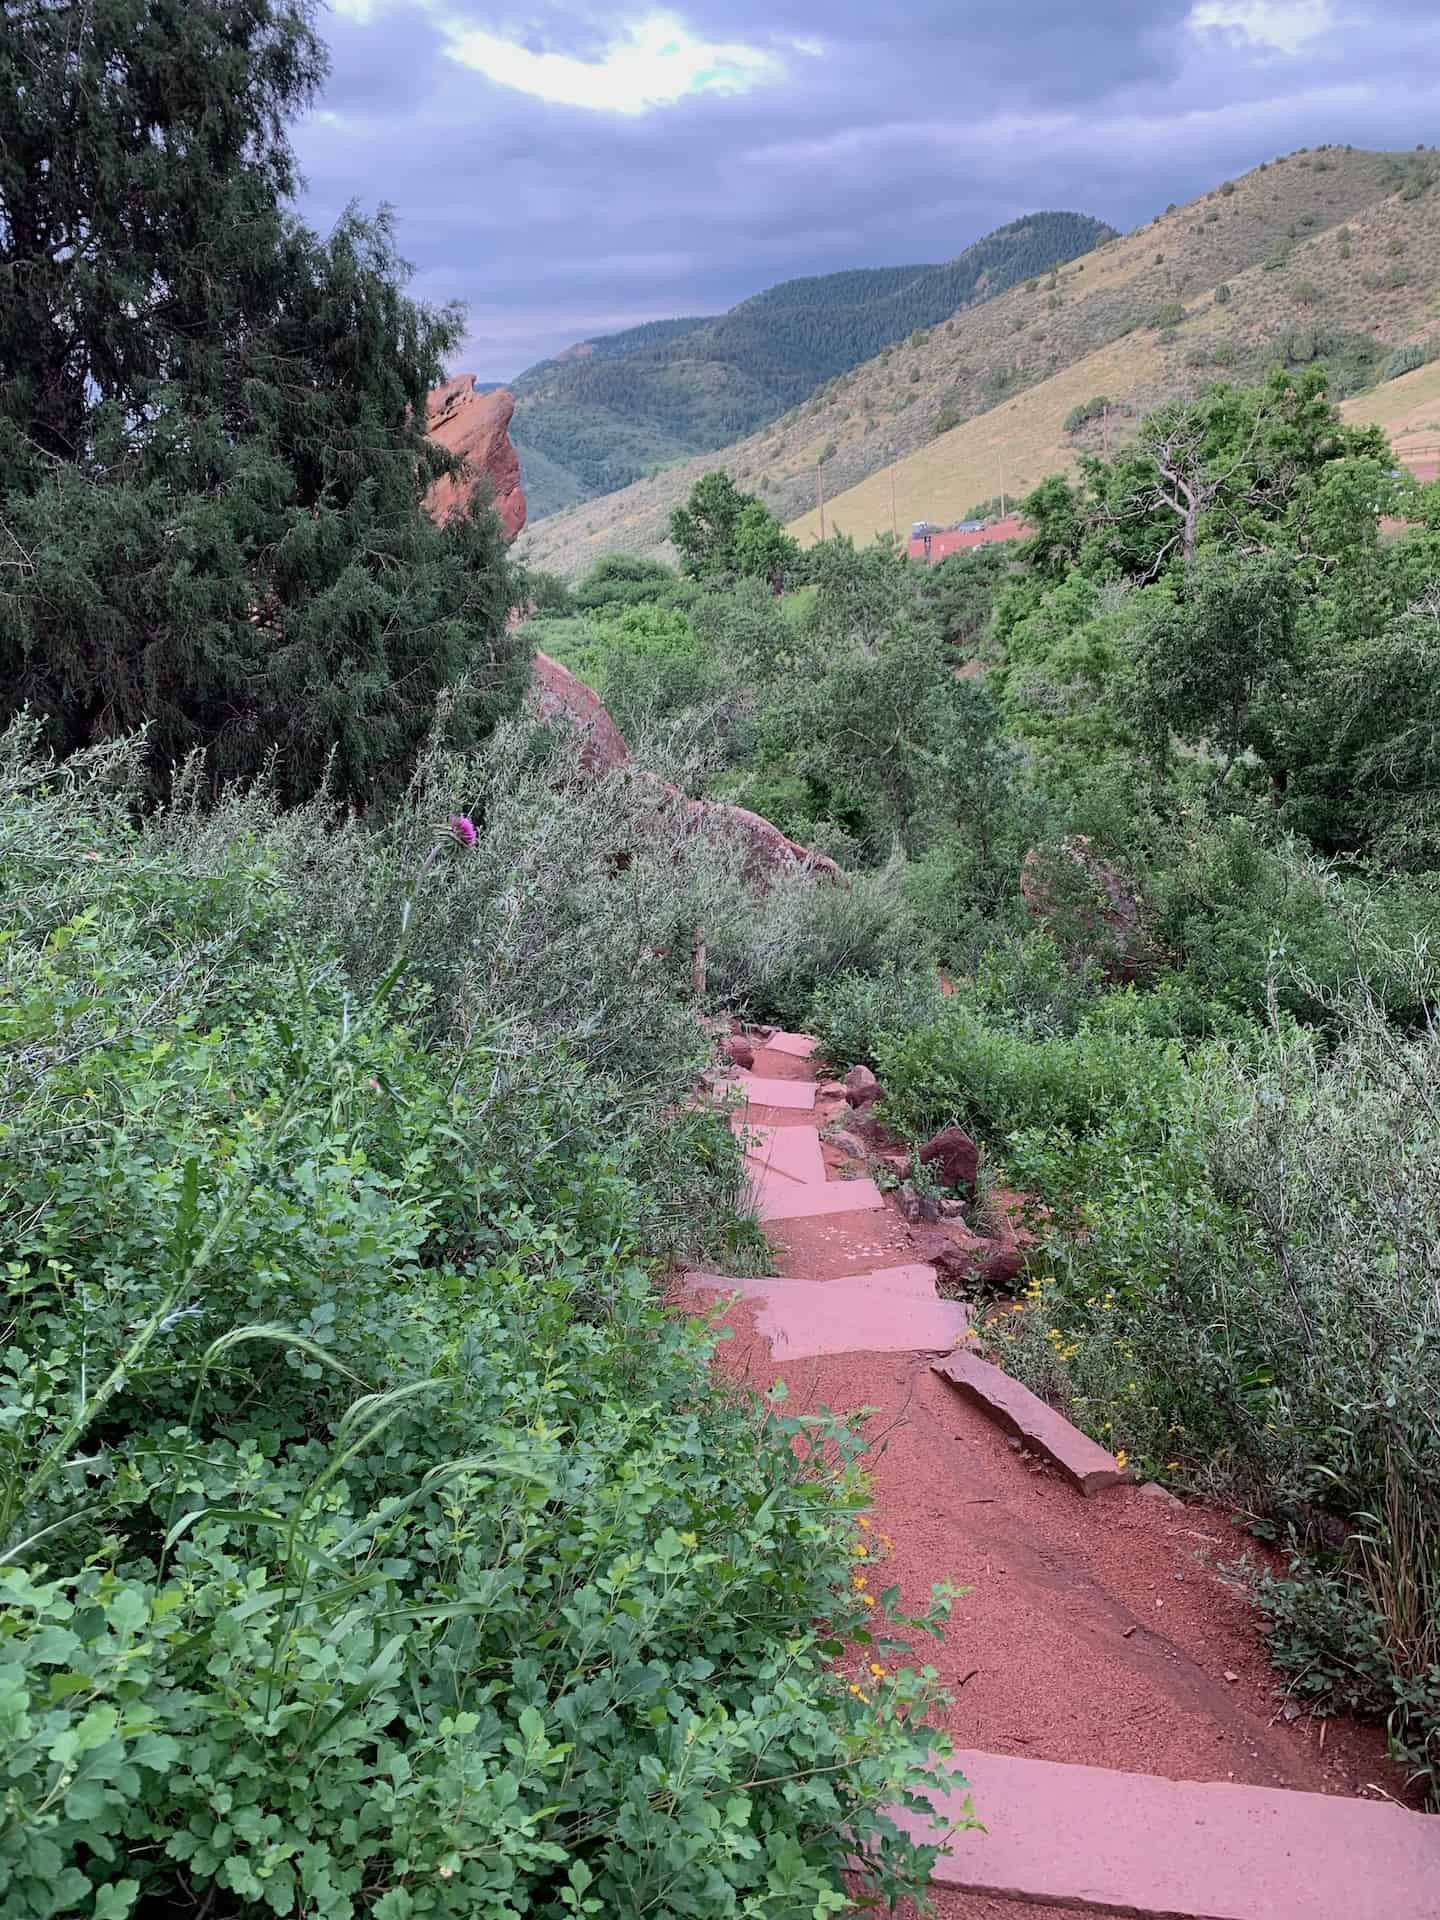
0,635,974,1917
1,4,523,810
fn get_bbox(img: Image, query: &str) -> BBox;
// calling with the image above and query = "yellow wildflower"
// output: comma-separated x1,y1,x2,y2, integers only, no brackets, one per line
1114,1449,1129,1472
858,1515,873,1531
869,1662,886,1678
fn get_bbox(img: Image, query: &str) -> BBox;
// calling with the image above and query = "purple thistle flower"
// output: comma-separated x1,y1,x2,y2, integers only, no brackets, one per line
449,814,477,848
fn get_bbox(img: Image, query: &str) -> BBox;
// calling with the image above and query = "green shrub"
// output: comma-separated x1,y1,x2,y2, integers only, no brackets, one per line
1063,396,1111,435
707,866,922,1028
0,731,962,1915
873,1001,1187,1147
1214,281,1232,305
1383,343,1426,381
988,984,1440,1798
810,968,950,1072
1146,822,1440,1030
573,552,686,613
519,566,576,615
1149,301,1185,329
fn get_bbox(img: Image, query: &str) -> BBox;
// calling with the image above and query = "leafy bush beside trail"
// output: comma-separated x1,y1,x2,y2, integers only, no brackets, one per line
985,980,1440,1793
0,730,961,1918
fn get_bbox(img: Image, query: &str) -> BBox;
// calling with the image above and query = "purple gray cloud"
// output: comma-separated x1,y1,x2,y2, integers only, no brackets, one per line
294,2,1440,379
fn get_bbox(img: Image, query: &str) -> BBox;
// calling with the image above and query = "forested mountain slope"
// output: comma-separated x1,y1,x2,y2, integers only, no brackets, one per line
519,146,1438,575
511,211,1114,517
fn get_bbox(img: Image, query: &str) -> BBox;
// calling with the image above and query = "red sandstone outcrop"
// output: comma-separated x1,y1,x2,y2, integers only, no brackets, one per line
528,650,840,884
425,375,527,540
530,651,631,775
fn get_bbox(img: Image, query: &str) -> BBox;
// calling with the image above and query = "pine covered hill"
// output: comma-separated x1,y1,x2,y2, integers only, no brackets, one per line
511,212,1115,518
520,146,1440,576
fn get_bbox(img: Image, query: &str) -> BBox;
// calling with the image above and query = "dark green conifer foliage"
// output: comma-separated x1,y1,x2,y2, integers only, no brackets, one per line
0,0,522,807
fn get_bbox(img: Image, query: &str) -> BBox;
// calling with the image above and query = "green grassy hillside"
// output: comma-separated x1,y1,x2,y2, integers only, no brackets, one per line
792,150,1440,544
520,146,1439,575
512,211,1115,517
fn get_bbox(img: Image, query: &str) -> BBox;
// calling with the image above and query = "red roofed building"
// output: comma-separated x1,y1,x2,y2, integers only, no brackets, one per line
908,514,1027,561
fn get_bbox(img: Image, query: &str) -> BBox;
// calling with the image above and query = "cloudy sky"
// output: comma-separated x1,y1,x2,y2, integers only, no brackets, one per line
295,0,1438,380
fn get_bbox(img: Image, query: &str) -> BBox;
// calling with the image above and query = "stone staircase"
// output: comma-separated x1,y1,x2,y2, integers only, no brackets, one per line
686,1031,1440,1920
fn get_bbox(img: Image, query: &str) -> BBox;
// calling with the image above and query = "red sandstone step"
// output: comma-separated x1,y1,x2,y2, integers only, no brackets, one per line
734,1121,885,1221
719,1071,817,1111
749,1171,886,1223
889,1749,1440,1919
934,1350,1130,1495
685,1266,969,1359
764,1030,819,1059
736,1122,827,1186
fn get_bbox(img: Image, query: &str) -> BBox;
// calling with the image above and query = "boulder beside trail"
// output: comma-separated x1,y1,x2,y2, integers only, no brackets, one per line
827,1128,870,1161
530,651,631,774
919,1125,980,1194
844,1065,884,1110
897,1181,942,1225
908,1223,1029,1297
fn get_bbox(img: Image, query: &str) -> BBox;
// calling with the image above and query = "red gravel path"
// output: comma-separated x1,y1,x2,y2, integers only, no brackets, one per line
697,1036,1411,1916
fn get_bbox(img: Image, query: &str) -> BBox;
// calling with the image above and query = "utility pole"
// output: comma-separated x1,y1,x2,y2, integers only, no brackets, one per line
890,467,897,541
999,458,1007,518
1103,404,1111,458
817,465,826,542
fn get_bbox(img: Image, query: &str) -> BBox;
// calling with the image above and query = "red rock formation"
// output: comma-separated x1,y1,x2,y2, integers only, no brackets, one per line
658,786,843,887
425,374,527,540
529,650,631,775
528,650,841,884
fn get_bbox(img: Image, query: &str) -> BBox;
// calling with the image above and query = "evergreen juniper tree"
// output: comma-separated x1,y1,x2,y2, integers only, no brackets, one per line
0,0,523,807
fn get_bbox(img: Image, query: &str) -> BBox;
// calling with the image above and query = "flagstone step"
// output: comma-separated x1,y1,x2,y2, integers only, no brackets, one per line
695,1025,1434,1918
736,1122,827,1186
684,1265,969,1359
934,1349,1130,1496
763,1030,819,1059
719,1071,817,1112
889,1749,1440,1920
749,1172,886,1222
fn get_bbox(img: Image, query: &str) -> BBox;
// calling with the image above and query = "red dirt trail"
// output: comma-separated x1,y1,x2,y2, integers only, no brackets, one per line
692,1036,1410,1918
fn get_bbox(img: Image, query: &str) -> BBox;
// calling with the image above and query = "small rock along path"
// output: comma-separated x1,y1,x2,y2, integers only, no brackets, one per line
683,1032,1440,1920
